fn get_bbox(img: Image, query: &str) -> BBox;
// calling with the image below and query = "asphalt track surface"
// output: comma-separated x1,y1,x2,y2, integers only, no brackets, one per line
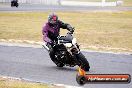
0,4,132,88
0,4,132,12
0,45,132,88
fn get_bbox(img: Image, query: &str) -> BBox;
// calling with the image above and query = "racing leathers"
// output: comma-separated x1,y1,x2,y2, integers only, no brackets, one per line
42,20,73,65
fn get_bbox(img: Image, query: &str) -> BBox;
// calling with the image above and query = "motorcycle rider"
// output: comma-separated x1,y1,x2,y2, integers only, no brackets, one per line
42,13,74,66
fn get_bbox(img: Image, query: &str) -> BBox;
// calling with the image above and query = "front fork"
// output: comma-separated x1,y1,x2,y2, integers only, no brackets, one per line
71,43,80,54
69,44,81,65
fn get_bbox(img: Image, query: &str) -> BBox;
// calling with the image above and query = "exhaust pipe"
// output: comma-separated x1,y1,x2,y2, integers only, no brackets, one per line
42,43,49,51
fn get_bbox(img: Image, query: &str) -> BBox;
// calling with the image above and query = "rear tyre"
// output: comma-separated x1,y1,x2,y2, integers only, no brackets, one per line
56,63,64,67
48,44,64,68
77,52,90,71
50,54,64,67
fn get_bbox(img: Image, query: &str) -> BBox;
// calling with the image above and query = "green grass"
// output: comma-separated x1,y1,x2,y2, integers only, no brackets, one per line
0,11,132,53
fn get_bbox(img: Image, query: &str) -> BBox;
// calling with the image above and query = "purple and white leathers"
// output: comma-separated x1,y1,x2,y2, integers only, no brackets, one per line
42,13,74,44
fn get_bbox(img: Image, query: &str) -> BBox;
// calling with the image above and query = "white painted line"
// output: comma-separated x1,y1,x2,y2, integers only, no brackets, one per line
0,39,131,55
54,84,83,88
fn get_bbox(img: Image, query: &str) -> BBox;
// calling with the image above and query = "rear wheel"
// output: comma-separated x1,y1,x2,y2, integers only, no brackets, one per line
48,44,64,67
50,54,64,67
56,63,64,67
76,52,90,71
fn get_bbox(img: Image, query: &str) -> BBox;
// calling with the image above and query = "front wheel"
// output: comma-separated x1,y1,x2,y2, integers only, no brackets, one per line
76,52,90,71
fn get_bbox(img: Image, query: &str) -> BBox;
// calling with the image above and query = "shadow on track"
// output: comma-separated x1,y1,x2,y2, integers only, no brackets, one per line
49,66,78,72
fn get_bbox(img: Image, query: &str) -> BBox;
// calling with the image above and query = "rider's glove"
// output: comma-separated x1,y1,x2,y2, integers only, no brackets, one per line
67,24,74,33
70,28,74,33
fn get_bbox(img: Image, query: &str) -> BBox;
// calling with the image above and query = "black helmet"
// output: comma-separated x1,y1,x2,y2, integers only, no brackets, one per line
48,13,58,25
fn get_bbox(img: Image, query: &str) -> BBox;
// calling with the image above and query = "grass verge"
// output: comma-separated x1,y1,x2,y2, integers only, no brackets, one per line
0,77,56,88
124,0,132,6
0,11,132,53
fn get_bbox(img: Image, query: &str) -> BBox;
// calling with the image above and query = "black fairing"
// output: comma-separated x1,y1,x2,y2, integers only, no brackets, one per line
59,33,73,43
53,43,76,65
52,32,79,66
54,44,67,51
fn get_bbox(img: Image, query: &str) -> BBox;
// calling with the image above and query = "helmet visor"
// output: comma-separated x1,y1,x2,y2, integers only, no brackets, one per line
53,16,57,21
50,16,57,24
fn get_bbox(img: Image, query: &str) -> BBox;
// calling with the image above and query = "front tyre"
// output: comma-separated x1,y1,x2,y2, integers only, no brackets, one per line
77,52,90,71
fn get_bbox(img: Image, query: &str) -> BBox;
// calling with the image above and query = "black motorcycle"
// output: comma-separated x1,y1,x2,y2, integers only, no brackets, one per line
11,0,19,7
43,29,90,71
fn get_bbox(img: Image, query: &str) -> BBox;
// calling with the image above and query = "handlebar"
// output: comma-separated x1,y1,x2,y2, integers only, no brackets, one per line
68,27,75,34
